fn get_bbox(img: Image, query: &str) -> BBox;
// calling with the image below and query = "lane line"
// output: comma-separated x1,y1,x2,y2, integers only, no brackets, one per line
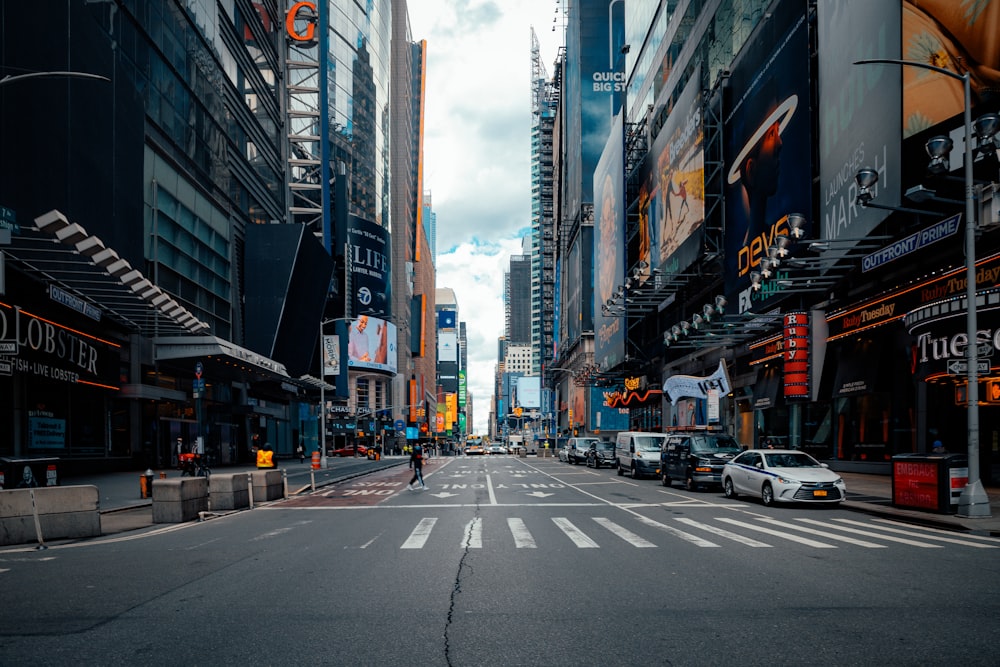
486,474,498,505
593,517,656,547
552,517,599,548
401,517,437,549
507,518,536,548
715,517,837,548
674,517,772,547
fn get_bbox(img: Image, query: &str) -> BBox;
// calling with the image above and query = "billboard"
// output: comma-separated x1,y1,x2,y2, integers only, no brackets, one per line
902,1,1000,138
439,331,457,362
593,112,625,370
516,376,541,409
347,216,392,318
346,314,397,373
591,386,629,432
724,1,812,314
817,0,901,248
637,68,705,277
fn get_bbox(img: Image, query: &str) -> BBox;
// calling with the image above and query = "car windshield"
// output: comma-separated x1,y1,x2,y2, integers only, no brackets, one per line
635,436,665,452
764,452,821,468
690,435,742,454
597,442,614,451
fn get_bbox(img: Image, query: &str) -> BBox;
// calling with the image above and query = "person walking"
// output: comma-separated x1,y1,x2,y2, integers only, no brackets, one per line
408,444,426,490
297,441,305,463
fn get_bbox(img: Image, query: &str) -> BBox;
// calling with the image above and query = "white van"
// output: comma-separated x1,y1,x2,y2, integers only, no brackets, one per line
615,431,669,479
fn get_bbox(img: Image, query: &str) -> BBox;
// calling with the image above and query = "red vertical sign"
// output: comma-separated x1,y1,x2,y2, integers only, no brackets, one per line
783,311,809,399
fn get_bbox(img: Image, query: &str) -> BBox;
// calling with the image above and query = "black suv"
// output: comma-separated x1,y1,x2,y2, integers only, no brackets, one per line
660,430,743,490
585,439,616,468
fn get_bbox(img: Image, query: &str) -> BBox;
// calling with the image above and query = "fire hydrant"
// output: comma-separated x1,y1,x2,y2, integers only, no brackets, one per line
140,468,155,499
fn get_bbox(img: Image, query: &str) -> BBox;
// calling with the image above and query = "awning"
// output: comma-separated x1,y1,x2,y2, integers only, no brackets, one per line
1,210,208,337
154,335,296,385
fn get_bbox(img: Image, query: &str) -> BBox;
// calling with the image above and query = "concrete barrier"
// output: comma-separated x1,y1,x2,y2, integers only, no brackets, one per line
0,485,101,546
250,469,283,502
152,477,208,523
209,472,249,511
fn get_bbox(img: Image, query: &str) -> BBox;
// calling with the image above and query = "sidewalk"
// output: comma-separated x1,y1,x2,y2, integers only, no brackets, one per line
61,456,408,536
55,462,1000,538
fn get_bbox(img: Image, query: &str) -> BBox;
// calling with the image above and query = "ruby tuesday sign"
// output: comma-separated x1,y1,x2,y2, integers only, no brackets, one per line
0,304,118,385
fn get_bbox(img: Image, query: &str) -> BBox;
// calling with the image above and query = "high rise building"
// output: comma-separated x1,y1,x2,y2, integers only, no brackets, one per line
505,254,533,346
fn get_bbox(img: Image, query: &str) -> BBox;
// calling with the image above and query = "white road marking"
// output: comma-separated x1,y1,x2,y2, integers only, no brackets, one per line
871,518,1000,544
753,517,887,548
486,475,498,505
507,518,536,548
827,518,995,548
401,517,437,549
796,518,942,548
552,517,599,548
715,517,837,548
634,516,720,547
593,517,656,547
674,517,772,547
463,518,483,549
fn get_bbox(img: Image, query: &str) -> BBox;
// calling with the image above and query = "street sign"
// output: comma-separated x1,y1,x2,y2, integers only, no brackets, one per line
394,419,405,432
946,359,990,375
195,361,204,379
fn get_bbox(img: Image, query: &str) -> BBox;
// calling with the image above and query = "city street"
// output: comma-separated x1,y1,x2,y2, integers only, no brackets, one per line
1,456,999,665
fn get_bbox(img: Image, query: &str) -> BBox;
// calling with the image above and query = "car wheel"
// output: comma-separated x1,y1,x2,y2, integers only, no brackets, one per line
631,464,639,479
661,472,671,487
723,477,737,499
685,474,696,492
617,463,624,476
761,483,774,507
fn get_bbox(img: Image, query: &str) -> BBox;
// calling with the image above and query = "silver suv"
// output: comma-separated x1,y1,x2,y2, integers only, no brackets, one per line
566,437,599,464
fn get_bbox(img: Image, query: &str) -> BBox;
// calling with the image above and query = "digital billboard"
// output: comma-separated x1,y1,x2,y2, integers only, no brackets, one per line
346,314,397,373
723,1,812,314
438,331,457,362
817,1,901,249
591,386,629,432
347,216,392,318
593,112,625,370
516,376,541,409
637,69,705,278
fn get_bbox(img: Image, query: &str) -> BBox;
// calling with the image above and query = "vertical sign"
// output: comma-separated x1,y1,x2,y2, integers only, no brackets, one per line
783,311,809,399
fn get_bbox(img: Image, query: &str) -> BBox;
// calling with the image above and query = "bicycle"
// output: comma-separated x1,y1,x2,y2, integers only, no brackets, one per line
179,453,211,478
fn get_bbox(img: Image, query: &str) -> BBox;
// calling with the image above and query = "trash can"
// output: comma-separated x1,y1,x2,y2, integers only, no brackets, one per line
0,457,59,490
891,453,968,514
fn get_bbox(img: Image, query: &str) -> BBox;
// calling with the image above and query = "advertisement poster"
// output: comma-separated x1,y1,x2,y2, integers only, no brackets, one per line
593,112,625,370
347,216,392,318
346,314,397,373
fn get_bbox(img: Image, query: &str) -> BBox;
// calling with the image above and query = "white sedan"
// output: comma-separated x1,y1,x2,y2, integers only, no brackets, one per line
722,449,846,506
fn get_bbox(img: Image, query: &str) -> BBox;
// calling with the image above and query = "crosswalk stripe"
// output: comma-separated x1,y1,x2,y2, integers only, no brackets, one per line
401,517,437,549
871,518,1000,544
674,517,772,547
829,518,997,548
715,517,837,548
754,517,887,548
796,519,942,548
593,517,657,547
463,518,483,549
634,515,720,547
508,518,536,548
553,517,600,548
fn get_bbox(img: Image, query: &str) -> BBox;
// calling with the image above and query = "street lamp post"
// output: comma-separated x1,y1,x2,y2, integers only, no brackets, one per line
546,367,576,451
855,58,990,518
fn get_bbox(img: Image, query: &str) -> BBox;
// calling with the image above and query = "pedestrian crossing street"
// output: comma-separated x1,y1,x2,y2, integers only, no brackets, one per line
396,514,1000,551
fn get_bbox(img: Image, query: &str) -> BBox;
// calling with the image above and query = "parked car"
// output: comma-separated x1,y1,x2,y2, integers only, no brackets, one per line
659,429,743,490
332,445,368,457
722,449,847,506
566,437,599,465
615,431,668,478
585,439,617,468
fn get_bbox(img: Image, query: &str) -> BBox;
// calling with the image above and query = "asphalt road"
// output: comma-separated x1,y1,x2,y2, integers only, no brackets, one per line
2,456,999,666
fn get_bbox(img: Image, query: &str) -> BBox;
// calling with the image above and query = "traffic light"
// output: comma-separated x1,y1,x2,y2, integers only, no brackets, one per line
987,379,1000,404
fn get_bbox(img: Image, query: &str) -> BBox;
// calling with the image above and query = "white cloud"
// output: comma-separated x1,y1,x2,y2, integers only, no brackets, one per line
410,1,562,434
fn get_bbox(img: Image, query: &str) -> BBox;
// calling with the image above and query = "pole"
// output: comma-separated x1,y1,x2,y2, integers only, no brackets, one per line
319,320,328,470
959,71,990,517
854,59,989,517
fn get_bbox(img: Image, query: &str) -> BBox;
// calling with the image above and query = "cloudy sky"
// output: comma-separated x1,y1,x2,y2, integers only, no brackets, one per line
408,1,563,434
